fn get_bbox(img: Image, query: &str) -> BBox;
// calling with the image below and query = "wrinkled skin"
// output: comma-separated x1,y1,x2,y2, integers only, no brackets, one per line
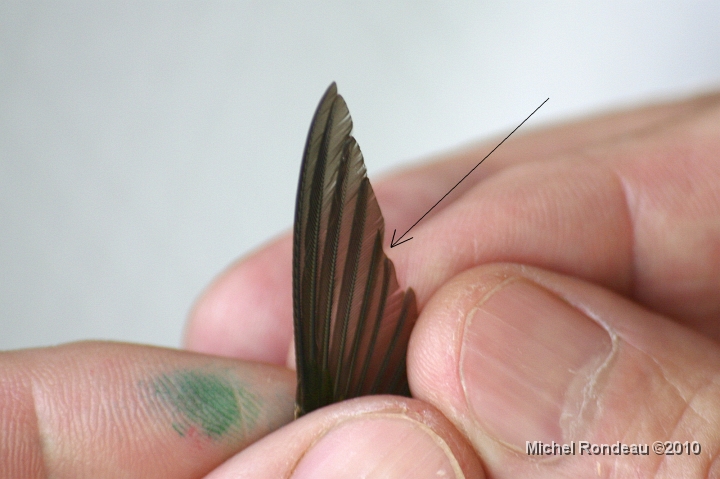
3,92,720,478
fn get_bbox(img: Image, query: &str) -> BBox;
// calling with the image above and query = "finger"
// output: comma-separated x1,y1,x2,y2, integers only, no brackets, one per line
408,263,720,478
393,97,720,336
185,93,720,359
0,341,294,479
202,396,484,479
185,234,294,363
375,91,720,234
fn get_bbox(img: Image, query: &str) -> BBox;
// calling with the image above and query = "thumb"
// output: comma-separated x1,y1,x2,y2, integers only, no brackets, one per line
408,263,720,478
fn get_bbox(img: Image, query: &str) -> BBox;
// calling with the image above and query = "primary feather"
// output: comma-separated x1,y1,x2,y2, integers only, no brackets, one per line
293,83,418,417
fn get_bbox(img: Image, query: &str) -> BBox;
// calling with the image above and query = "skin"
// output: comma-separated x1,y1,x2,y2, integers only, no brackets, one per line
2,91,720,478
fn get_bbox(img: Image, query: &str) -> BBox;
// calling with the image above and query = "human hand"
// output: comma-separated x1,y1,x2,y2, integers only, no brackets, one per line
185,91,720,478
3,92,718,478
0,341,296,478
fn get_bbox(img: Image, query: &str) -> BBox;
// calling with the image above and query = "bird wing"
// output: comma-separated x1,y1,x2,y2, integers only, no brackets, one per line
293,83,418,417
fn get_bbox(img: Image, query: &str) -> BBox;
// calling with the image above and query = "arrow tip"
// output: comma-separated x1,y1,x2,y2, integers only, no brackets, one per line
390,229,413,248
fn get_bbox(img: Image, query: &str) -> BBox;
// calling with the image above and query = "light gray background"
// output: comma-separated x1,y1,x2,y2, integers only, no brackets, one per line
2,2,719,350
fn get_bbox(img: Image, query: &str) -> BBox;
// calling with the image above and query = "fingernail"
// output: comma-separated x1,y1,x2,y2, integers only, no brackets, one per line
291,415,460,479
461,278,613,450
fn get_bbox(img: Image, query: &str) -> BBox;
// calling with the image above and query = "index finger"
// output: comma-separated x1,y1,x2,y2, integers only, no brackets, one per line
184,92,720,360
0,341,294,478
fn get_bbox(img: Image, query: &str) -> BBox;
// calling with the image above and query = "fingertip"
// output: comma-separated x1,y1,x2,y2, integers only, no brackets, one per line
408,265,522,413
409,263,720,477
204,397,484,479
184,234,294,364
2,341,296,478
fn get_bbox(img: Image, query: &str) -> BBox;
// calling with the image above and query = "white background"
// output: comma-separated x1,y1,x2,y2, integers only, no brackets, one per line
2,2,719,350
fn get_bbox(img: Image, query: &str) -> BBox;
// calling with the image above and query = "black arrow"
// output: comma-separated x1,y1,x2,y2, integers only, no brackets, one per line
390,97,549,248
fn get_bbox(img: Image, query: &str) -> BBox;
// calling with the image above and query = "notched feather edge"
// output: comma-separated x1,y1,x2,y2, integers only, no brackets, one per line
293,83,418,417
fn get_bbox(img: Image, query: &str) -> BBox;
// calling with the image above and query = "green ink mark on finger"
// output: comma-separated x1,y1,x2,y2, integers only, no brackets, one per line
149,369,260,441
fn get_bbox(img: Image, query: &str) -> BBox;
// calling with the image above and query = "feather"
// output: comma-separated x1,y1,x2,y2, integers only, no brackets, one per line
293,83,418,417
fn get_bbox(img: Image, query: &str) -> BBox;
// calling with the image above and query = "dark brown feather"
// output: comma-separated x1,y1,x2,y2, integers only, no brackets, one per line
293,83,418,417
